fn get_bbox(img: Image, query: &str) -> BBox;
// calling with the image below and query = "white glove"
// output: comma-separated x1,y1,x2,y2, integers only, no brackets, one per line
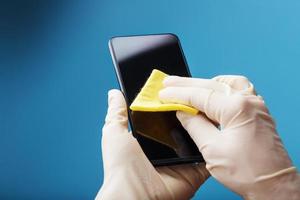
159,75,300,200
96,89,210,200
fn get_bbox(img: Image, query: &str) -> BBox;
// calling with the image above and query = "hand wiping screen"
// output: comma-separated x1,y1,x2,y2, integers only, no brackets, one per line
130,69,198,115
108,34,203,164
129,69,198,154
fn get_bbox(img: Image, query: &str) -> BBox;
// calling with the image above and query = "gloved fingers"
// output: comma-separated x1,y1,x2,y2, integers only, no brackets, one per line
102,89,139,172
103,89,128,136
176,111,219,149
163,76,231,94
159,87,230,123
156,164,210,198
212,75,256,95
163,163,210,183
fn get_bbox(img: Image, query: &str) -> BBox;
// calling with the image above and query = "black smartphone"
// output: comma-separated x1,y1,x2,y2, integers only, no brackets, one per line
109,33,204,166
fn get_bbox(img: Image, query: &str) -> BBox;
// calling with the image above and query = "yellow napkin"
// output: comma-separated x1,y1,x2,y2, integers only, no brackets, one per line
130,69,198,115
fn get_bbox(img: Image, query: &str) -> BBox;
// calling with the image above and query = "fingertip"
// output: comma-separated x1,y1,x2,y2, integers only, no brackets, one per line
176,110,185,118
107,89,125,106
176,111,193,122
212,75,255,94
162,76,170,86
104,89,128,130
162,76,179,86
158,88,168,99
108,89,122,98
158,87,180,103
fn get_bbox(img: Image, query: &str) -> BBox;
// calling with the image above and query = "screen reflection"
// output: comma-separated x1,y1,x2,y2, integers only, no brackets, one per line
110,34,203,163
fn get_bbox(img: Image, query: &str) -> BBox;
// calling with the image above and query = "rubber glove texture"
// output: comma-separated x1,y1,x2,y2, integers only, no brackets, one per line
130,69,198,115
159,75,300,200
96,89,210,200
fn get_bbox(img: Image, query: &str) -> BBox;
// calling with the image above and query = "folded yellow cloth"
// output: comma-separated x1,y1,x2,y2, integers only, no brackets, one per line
130,69,198,115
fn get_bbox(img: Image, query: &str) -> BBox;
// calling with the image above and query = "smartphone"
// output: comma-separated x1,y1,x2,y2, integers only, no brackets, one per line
109,33,204,166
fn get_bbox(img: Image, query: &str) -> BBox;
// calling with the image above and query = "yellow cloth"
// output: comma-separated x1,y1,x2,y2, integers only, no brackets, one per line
130,69,198,115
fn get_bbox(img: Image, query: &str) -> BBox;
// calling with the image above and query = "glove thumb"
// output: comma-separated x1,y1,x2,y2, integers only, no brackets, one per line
176,111,219,150
102,89,139,172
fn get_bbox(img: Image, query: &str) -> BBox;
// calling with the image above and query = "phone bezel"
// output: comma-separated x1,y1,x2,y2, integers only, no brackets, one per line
108,33,204,166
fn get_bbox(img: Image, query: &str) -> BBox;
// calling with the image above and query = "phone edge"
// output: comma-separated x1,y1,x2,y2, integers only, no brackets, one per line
108,33,204,166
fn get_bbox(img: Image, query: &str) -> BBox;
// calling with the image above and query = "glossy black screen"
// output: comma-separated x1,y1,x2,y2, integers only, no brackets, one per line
109,34,203,165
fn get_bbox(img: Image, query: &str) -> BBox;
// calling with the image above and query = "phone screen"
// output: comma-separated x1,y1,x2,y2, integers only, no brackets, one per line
109,34,203,165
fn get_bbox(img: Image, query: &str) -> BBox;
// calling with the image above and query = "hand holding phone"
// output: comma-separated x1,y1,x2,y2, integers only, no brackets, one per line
159,75,300,200
101,33,300,199
109,33,203,165
97,89,210,200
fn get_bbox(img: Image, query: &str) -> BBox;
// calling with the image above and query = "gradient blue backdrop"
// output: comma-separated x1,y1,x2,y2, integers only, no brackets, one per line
1,0,299,199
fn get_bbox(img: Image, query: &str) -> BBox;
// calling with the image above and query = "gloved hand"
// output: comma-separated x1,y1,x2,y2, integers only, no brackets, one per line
159,75,300,200
96,89,210,200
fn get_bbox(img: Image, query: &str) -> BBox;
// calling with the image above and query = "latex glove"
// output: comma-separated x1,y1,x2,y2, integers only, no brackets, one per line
96,89,210,200
159,75,300,200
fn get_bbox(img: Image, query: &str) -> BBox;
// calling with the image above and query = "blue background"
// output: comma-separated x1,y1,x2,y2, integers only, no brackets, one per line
1,0,299,199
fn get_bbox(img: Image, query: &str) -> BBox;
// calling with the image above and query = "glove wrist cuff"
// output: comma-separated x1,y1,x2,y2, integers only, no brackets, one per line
243,167,300,200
